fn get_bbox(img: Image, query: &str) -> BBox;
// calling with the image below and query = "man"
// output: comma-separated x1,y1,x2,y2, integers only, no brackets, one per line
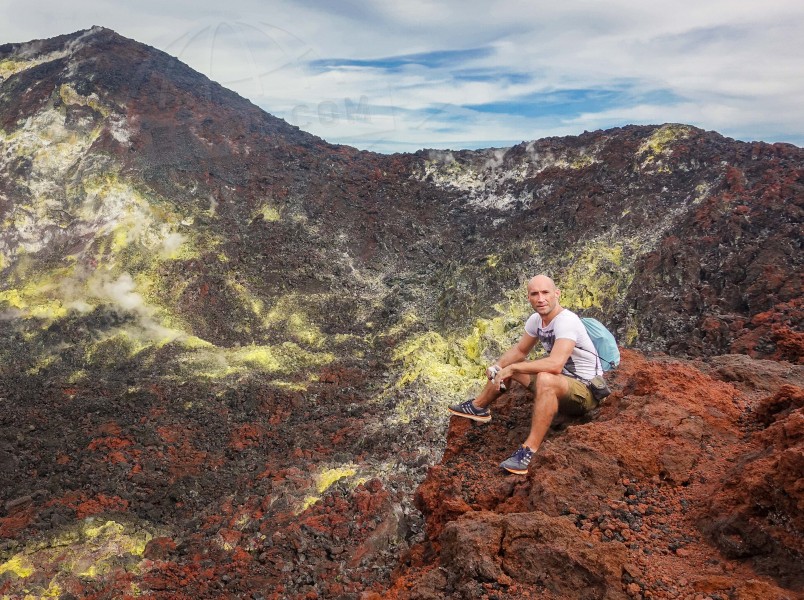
448,274,602,475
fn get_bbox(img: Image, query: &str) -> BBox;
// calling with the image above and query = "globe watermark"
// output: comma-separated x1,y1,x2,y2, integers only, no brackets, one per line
154,20,398,151
291,95,373,128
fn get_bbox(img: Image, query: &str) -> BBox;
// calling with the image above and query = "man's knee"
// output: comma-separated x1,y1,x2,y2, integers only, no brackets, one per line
535,371,563,392
532,373,560,415
511,373,531,388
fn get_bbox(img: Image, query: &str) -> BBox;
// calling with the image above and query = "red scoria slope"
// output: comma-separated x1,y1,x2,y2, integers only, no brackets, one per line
385,350,804,600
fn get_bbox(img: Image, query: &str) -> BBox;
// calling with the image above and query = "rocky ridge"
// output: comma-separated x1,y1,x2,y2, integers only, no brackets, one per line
387,353,803,599
0,27,801,599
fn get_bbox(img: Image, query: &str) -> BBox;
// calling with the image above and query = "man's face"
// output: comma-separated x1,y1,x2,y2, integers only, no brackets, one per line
528,278,560,316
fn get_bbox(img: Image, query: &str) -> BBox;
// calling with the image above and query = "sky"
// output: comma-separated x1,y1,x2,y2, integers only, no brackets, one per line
2,1,803,153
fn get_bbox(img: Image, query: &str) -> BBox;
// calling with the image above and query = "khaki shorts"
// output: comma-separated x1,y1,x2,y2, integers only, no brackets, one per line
529,374,596,416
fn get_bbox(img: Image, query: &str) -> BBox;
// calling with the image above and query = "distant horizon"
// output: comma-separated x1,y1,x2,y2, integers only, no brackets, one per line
2,1,803,153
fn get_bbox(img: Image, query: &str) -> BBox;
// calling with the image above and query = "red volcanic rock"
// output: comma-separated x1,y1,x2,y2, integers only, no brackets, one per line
755,384,804,425
441,511,628,599
732,299,804,364
701,384,804,589
229,423,265,451
396,349,803,599
0,503,33,537
75,494,129,519
143,536,178,560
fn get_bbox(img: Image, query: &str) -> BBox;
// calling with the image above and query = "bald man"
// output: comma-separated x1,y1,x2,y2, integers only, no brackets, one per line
448,275,602,475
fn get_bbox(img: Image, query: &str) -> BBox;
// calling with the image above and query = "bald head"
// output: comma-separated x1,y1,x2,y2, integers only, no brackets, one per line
528,274,557,292
527,274,561,318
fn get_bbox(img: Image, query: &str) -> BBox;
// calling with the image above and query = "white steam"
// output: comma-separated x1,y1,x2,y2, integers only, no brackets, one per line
90,272,149,315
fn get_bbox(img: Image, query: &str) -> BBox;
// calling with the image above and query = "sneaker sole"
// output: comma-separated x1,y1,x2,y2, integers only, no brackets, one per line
448,408,491,423
501,465,528,475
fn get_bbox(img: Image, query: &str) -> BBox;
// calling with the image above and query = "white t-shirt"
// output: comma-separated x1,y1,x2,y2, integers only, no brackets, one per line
524,309,601,382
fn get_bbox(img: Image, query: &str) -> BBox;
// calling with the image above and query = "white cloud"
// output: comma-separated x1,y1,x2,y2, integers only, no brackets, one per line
1,0,802,151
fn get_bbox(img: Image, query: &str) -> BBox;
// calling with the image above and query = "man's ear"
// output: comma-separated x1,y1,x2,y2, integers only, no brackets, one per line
555,288,561,299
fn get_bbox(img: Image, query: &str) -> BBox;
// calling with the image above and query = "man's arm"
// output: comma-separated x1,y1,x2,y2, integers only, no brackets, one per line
493,333,539,371
497,338,575,380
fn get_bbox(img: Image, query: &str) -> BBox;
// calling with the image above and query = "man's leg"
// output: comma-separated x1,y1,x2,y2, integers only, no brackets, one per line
522,372,570,452
500,372,570,474
473,372,530,408
449,373,530,422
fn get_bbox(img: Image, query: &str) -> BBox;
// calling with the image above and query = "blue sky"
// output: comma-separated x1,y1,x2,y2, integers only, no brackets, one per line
2,1,803,153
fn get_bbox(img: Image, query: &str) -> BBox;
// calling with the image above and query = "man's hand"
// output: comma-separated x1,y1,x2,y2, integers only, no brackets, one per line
497,365,513,380
492,365,510,391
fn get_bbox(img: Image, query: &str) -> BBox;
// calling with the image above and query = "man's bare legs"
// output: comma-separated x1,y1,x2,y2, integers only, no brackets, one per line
455,370,573,473
471,372,531,408
497,372,571,474
473,371,568,452
461,371,570,467
522,372,570,452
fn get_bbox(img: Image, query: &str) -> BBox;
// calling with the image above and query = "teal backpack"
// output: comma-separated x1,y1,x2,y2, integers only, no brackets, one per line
579,317,620,371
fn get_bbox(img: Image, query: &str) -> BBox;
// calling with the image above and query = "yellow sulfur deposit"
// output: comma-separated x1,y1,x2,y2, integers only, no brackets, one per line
625,322,639,346
0,555,34,578
0,265,74,321
0,47,70,79
0,519,155,599
179,341,335,381
59,83,110,117
637,124,693,172
317,466,357,493
295,465,360,514
389,288,526,423
255,204,281,222
298,495,320,513
558,242,631,311
262,293,327,347
239,345,282,371
638,124,692,158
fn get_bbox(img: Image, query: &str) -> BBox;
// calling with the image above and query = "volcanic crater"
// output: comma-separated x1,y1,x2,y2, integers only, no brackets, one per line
0,27,802,600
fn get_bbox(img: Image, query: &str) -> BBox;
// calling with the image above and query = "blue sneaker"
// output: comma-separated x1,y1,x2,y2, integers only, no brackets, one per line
448,399,491,423
500,445,534,475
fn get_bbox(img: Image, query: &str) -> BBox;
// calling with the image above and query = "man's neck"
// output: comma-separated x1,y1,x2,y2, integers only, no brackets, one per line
541,305,563,327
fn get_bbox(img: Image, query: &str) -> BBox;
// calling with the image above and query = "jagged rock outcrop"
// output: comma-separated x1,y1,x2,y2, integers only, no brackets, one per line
0,27,801,599
389,352,803,599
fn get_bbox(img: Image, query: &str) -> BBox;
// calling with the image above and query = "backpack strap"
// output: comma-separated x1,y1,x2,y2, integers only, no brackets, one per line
562,366,592,385
574,343,616,372
563,338,604,384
